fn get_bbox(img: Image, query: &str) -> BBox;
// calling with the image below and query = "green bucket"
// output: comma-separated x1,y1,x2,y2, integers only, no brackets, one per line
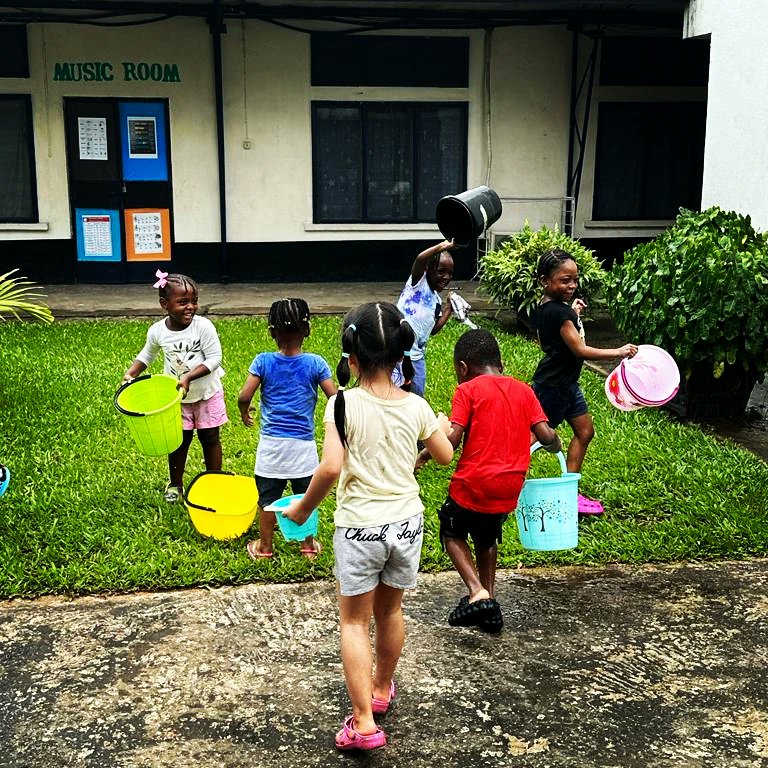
114,374,183,456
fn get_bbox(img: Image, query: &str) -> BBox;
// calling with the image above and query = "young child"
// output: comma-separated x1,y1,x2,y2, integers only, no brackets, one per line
394,239,455,395
282,302,453,751
418,329,561,633
238,298,336,560
123,272,227,503
532,249,637,515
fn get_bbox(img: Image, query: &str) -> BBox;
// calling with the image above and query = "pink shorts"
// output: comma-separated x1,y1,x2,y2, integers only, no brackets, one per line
181,390,228,430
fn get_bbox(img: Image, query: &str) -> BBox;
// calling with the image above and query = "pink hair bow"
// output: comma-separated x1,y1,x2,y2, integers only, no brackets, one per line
153,269,168,288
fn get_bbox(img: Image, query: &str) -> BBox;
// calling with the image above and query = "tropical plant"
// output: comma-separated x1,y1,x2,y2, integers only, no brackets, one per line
0,269,53,323
478,222,606,319
605,206,768,418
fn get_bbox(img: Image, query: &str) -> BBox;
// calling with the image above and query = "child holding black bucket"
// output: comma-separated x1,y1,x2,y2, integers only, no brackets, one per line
238,298,336,561
281,302,453,751
393,239,455,395
417,329,561,632
122,271,228,503
532,249,637,515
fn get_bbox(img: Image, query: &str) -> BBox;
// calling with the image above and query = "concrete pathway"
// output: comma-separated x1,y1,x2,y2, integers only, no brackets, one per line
3,562,768,767
37,281,495,318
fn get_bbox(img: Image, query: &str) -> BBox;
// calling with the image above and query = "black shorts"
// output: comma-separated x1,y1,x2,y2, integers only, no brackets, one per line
438,496,508,551
531,382,588,428
255,475,312,508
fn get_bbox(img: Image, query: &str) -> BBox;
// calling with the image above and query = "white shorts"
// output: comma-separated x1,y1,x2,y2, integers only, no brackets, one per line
333,513,424,597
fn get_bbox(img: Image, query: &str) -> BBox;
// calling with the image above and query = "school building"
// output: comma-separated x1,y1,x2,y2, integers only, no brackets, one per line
0,0,761,284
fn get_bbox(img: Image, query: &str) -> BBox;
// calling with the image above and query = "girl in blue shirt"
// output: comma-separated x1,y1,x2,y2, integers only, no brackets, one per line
238,298,336,559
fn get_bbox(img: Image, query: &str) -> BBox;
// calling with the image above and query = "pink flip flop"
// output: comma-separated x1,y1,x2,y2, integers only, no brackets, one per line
335,716,386,751
577,494,604,516
372,680,396,715
246,540,273,560
299,540,323,560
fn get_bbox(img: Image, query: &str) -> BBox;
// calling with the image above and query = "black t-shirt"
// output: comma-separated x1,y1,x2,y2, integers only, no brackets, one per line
532,300,584,386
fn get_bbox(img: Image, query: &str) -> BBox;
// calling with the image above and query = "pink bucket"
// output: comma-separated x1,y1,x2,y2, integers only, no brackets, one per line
605,344,680,412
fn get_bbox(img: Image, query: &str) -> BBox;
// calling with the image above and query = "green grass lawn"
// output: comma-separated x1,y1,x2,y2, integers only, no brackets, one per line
1,315,766,599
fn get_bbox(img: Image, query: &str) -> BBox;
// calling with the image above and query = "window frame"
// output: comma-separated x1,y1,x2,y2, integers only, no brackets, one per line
311,100,468,225
0,94,39,223
591,100,706,222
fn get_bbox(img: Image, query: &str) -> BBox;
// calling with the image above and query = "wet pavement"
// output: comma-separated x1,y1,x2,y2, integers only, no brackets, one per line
3,562,768,767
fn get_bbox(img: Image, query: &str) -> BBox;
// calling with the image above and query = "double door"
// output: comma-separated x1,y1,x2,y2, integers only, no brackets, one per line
65,98,173,283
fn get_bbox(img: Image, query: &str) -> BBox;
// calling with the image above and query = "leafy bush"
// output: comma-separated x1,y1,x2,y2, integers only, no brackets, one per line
605,207,768,377
478,222,606,317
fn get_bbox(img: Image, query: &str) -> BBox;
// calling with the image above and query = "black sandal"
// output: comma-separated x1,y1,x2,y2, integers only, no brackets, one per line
448,596,497,627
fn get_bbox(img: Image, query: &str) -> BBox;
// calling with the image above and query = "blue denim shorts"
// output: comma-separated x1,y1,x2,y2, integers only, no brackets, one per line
531,382,588,428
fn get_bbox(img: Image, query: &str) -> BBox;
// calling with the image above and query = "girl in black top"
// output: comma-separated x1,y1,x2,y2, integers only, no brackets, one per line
532,249,637,515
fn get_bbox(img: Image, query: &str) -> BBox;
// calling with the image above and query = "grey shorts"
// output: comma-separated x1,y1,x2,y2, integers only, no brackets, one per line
333,513,424,597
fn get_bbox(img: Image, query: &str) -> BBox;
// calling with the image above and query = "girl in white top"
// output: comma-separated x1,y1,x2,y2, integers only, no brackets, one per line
123,272,227,503
284,301,453,752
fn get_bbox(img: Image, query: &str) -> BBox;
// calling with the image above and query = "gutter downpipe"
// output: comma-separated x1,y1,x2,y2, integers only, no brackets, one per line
565,25,579,236
210,0,228,281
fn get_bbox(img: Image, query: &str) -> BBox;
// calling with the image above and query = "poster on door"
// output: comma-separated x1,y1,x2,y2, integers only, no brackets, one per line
75,208,121,262
77,117,108,161
125,208,171,262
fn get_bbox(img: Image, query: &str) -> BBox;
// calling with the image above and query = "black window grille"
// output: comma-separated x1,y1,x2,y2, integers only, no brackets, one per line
0,26,29,78
592,101,706,221
312,101,467,224
0,95,38,222
312,35,469,88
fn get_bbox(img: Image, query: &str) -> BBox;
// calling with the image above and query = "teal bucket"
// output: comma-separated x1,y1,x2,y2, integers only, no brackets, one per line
515,442,580,551
267,494,319,541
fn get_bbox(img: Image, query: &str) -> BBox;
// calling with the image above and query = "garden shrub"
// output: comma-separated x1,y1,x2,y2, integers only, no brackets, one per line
605,206,768,417
478,222,605,319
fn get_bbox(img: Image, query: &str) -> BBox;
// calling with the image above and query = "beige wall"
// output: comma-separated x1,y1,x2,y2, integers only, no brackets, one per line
0,17,218,243
2,17,704,250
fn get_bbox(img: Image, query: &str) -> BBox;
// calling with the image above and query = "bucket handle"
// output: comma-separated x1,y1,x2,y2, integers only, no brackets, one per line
183,470,235,513
113,374,155,416
530,441,568,476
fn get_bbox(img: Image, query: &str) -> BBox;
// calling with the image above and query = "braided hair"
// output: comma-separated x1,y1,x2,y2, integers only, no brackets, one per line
334,302,416,447
536,248,576,280
267,298,311,337
159,273,197,300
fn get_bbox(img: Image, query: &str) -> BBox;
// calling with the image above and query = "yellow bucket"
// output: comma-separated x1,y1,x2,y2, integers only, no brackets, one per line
184,471,258,540
114,374,183,456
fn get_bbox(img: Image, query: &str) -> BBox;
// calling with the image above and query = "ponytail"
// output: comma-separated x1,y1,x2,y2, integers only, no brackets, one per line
332,304,415,445
398,318,416,392
334,323,356,447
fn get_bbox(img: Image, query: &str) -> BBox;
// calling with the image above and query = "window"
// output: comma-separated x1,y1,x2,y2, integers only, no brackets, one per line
312,102,467,224
312,36,469,87
592,102,705,221
600,37,709,86
0,25,29,78
0,95,37,222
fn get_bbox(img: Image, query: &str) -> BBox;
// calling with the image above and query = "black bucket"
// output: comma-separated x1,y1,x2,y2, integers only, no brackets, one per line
435,186,502,247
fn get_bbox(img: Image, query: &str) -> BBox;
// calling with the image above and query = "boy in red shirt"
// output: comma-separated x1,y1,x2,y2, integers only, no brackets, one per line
421,329,561,632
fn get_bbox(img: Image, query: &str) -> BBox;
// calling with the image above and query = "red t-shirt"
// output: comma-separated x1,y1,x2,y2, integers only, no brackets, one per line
449,374,548,514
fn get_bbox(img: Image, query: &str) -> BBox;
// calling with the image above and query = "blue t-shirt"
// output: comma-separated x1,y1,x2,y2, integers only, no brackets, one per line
249,352,332,440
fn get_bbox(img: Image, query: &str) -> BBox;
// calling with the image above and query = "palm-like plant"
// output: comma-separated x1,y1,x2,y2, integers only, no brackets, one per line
0,269,53,323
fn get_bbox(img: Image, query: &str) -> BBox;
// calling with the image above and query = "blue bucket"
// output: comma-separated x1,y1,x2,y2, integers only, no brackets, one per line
267,494,319,541
0,465,9,498
515,443,580,551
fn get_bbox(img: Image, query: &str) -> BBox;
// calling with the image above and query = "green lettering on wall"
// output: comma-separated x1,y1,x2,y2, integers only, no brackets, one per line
163,64,181,82
53,62,73,81
53,61,180,82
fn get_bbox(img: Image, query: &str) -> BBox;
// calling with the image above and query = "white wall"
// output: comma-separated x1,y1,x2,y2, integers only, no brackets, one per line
685,0,768,231
486,26,572,235
0,17,218,243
